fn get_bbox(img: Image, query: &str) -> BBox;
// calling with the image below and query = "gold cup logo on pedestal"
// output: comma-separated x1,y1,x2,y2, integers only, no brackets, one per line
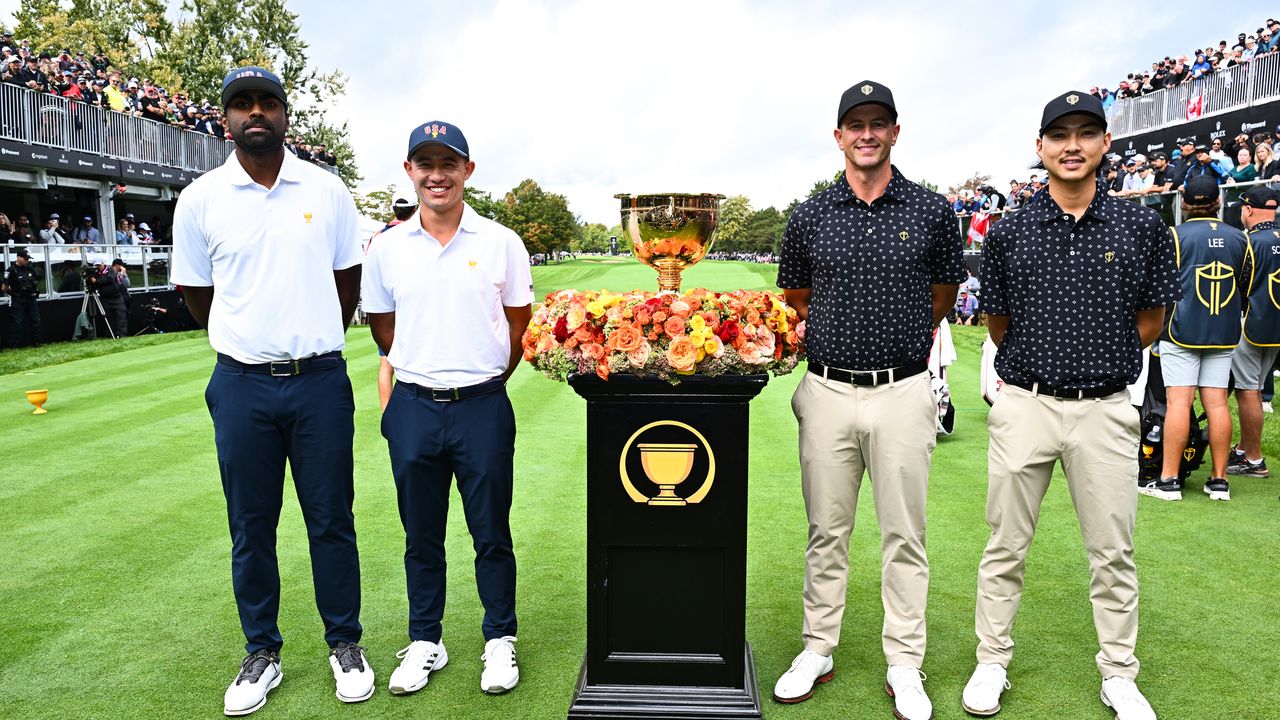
619,420,716,506
615,193,724,293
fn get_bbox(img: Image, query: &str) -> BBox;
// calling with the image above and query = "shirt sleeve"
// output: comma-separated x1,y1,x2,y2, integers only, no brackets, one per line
979,223,1010,315
170,190,213,286
501,230,534,306
1137,216,1182,309
925,200,968,284
776,203,812,289
359,235,395,313
331,185,363,271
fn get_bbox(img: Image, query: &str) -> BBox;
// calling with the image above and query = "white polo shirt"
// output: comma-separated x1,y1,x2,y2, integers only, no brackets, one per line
171,150,363,363
361,204,534,388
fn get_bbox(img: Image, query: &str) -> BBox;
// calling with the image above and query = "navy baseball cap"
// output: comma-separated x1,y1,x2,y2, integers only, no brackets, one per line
1183,176,1220,204
406,121,469,160
221,66,286,108
1241,185,1279,209
836,80,897,126
1039,90,1107,135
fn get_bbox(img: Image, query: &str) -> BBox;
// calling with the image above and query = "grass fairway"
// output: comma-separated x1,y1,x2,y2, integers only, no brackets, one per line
1,258,1277,719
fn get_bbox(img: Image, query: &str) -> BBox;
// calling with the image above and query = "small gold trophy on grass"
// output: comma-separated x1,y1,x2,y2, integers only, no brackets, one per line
616,193,724,292
26,389,49,414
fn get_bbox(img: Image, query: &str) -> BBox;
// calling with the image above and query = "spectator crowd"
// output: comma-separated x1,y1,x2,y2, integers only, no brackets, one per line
0,29,338,168
0,210,162,245
1090,16,1280,109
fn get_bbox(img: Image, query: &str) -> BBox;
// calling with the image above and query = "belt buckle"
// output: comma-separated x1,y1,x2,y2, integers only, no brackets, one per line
269,360,299,377
430,387,460,402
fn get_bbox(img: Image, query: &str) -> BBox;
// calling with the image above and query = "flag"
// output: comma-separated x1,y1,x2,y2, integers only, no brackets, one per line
967,211,990,247
1186,95,1204,120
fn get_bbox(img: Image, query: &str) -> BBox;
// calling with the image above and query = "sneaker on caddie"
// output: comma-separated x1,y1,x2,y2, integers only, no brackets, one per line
480,636,519,694
1204,477,1231,501
885,665,932,720
1138,476,1182,501
962,662,1009,717
389,640,448,695
1100,676,1156,720
1227,455,1269,477
329,642,374,703
224,649,282,716
772,649,834,703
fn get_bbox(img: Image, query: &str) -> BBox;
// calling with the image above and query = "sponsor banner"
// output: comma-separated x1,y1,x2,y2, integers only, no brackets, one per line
1114,99,1280,158
0,138,196,187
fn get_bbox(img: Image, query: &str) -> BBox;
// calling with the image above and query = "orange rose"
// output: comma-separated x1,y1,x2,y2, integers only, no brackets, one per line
653,310,668,324
665,335,698,373
633,305,652,325
574,323,596,343
582,343,605,362
663,315,686,338
611,322,644,353
535,333,556,354
596,361,610,380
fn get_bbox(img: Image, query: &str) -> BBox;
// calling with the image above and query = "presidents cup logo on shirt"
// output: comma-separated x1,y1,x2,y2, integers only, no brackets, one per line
1104,250,1115,263
899,230,909,241
303,212,313,224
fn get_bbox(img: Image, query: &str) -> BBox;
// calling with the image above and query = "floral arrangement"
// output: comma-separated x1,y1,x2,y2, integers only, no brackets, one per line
522,288,805,383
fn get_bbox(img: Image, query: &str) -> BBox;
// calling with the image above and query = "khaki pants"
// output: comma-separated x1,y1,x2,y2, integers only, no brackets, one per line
976,383,1142,679
792,369,937,666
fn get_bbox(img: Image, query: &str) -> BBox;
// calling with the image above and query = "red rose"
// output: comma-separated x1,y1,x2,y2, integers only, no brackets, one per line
717,319,739,343
553,315,570,342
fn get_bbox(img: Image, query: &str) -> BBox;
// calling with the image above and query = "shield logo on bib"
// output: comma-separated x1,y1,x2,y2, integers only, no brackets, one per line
1268,267,1280,310
1195,261,1235,315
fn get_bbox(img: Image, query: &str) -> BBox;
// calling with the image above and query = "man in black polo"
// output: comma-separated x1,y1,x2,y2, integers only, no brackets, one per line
1168,139,1197,188
964,91,1178,720
1228,186,1280,479
773,80,965,720
2,248,42,348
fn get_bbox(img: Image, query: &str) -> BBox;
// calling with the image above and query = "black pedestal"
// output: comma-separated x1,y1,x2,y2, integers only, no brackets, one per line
567,374,767,720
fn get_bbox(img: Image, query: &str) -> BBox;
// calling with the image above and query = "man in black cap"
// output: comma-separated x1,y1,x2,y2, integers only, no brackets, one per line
773,80,965,720
171,65,372,715
1141,177,1250,504
1180,144,1229,188
2,248,42,347
1227,186,1280,479
965,90,1178,720
363,120,532,697
1168,138,1197,188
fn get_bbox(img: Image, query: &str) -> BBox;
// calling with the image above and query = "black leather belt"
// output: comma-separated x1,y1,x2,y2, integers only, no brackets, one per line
396,378,505,403
217,351,342,376
1005,379,1126,399
808,360,928,386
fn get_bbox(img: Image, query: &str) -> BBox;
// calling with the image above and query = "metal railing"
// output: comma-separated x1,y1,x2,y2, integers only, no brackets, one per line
1,83,232,173
1,243,173,305
1109,52,1280,138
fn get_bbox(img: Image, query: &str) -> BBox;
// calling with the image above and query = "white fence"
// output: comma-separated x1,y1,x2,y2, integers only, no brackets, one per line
1109,52,1280,138
1,243,173,303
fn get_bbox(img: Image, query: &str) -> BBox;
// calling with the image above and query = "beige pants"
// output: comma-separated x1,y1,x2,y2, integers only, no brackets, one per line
792,369,937,666
976,383,1142,679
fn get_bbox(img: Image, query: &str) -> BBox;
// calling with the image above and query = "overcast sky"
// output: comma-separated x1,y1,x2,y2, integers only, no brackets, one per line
1,1,1263,224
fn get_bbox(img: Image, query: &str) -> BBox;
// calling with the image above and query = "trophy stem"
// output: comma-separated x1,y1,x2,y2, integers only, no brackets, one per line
655,258,684,293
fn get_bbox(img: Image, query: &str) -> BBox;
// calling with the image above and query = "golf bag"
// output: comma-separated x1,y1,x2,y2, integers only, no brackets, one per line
1138,351,1208,483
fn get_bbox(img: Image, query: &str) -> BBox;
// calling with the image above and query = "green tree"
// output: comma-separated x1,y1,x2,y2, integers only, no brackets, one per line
785,171,842,217
464,187,503,221
573,222,611,254
354,184,395,224
497,179,578,259
715,195,752,252
14,0,171,64
739,207,787,254
948,172,993,197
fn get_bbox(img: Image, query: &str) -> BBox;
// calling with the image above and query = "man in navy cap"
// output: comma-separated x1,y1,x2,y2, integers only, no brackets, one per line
363,121,532,697
171,66,371,715
1227,186,1280,479
773,80,965,719
1142,177,1250,503
966,90,1178,720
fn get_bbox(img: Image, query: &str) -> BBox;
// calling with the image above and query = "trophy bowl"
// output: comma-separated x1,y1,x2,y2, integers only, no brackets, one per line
615,193,725,293
26,389,48,415
637,442,698,506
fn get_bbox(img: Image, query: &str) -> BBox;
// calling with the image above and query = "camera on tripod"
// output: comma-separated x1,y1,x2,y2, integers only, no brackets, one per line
81,264,102,291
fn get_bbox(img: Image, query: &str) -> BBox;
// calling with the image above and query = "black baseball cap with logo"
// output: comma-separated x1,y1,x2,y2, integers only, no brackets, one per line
1039,90,1108,135
1241,185,1280,209
220,66,287,108
836,80,897,126
1183,176,1220,204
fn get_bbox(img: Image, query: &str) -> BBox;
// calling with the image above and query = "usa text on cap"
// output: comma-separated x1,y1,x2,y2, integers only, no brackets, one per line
221,66,287,108
837,81,897,126
1039,90,1107,135
406,121,469,160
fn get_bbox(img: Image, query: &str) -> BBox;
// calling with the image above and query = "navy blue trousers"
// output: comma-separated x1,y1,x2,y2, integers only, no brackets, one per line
205,358,362,654
382,381,517,643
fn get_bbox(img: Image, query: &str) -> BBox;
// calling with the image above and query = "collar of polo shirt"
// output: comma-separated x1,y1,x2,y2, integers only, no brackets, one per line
832,166,909,204
1032,189,1111,224
400,202,483,238
225,147,306,187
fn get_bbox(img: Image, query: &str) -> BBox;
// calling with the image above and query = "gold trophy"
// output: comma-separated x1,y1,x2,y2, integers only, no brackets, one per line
26,389,48,414
616,193,724,292
637,442,698,506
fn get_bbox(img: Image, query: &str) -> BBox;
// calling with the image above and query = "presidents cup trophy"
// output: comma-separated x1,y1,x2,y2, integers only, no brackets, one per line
616,193,724,292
